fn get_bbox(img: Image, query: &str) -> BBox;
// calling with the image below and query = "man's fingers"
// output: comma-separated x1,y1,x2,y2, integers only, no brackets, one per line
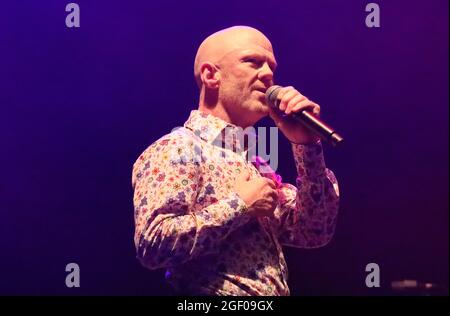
285,95,308,114
269,189,279,202
264,178,277,189
279,90,297,110
289,100,320,117
276,86,294,99
277,86,295,111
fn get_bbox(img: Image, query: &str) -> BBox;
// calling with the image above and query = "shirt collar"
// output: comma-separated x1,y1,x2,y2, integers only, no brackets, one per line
183,110,257,153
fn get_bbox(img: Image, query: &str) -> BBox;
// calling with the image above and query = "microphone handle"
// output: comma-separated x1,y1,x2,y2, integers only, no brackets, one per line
291,110,344,147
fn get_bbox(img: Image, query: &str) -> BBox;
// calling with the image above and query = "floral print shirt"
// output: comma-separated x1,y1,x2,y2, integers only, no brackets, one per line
132,110,340,296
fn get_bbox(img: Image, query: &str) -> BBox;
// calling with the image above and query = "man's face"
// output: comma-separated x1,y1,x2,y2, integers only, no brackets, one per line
217,39,277,126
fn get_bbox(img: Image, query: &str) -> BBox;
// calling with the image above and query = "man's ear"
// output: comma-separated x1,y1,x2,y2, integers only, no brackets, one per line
200,62,220,89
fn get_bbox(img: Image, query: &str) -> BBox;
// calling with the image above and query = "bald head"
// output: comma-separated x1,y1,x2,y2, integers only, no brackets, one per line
194,26,273,88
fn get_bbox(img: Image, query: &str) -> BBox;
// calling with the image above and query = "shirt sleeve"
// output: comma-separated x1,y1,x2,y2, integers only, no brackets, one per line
265,141,340,248
132,134,250,270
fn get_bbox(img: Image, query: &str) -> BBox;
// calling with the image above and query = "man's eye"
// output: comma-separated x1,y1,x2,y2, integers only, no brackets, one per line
245,58,261,66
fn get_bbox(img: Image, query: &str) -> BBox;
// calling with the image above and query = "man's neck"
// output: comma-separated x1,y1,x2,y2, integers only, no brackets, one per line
198,103,235,125
199,101,261,129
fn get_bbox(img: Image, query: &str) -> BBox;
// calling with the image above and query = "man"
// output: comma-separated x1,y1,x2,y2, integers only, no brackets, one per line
132,26,339,296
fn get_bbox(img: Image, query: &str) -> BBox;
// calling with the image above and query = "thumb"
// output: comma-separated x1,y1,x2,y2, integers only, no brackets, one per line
268,107,284,127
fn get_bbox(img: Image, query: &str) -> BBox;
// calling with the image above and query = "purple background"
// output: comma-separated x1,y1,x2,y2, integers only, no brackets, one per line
1,0,448,295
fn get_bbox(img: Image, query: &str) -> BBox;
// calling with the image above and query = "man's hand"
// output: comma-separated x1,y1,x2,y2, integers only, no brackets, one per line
268,86,321,145
234,170,278,218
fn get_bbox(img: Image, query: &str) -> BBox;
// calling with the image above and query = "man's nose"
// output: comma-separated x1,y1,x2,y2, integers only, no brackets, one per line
258,63,274,84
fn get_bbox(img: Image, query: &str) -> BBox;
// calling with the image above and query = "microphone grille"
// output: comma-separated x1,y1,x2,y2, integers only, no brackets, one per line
265,85,282,108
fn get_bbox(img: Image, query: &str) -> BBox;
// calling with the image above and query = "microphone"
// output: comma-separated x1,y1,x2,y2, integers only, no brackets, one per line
265,85,344,147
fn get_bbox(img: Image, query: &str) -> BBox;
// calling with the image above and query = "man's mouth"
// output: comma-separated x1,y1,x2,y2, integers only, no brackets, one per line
253,87,267,94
